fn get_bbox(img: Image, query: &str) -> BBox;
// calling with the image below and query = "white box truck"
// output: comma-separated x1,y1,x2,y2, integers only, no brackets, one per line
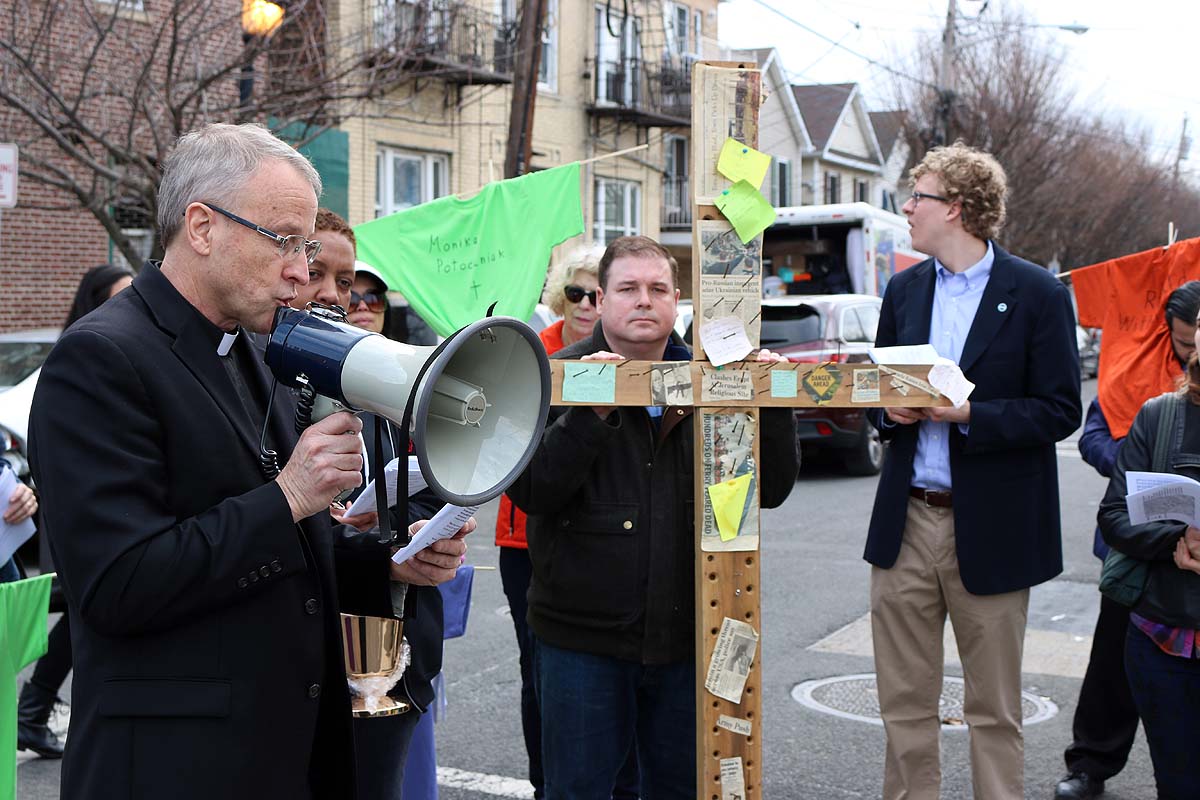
764,202,925,297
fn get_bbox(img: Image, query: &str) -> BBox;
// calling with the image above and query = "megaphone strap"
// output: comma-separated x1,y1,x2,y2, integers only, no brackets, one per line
373,417,392,546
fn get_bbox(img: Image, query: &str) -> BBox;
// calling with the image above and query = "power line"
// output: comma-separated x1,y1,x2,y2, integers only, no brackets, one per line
747,0,937,90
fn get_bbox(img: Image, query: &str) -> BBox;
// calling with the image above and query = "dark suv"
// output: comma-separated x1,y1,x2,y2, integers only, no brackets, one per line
678,295,884,475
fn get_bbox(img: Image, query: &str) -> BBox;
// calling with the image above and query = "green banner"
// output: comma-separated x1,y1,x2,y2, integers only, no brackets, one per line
355,163,584,336
2,573,52,800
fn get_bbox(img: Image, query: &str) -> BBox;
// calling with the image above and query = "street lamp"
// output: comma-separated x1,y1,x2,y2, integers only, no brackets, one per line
239,0,285,113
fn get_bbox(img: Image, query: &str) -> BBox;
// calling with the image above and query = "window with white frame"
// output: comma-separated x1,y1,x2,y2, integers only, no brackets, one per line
824,171,841,204
538,0,558,91
663,135,688,222
595,4,640,105
854,178,869,203
96,0,146,11
594,178,641,244
769,158,791,207
667,2,689,54
692,9,702,57
376,147,448,217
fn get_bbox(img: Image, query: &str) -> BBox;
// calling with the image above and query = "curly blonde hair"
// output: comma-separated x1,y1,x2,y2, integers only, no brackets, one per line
543,244,606,316
910,141,1008,241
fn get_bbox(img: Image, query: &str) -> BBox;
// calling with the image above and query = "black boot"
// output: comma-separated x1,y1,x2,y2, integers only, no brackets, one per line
17,681,64,758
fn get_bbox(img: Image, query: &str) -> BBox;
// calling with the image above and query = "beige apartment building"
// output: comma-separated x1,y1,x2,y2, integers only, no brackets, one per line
332,0,724,292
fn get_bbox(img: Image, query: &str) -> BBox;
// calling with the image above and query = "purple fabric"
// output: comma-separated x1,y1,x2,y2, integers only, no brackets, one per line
1130,611,1199,659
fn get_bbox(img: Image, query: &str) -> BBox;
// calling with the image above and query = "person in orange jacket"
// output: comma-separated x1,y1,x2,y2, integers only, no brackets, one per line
495,244,638,799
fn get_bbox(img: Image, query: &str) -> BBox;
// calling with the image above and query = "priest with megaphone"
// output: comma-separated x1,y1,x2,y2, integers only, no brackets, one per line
28,123,473,800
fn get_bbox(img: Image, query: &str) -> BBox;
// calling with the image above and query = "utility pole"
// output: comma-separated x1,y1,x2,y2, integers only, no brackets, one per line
1174,114,1190,186
504,0,547,179
934,0,957,147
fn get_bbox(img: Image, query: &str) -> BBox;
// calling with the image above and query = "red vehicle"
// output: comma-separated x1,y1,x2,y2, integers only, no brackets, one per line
678,294,884,475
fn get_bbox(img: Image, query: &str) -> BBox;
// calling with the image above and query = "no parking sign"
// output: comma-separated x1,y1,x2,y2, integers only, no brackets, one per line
0,144,17,208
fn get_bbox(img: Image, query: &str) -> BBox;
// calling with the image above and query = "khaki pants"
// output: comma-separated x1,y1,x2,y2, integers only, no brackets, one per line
870,498,1029,800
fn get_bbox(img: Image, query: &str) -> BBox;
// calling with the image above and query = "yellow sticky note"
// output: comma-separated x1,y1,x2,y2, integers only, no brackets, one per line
707,474,753,542
715,180,776,244
717,138,772,191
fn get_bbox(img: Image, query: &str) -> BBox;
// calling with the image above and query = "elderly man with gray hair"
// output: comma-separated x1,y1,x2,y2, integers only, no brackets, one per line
30,122,470,800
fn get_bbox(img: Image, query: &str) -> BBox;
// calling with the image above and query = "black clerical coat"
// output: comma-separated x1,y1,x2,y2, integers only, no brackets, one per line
29,264,395,800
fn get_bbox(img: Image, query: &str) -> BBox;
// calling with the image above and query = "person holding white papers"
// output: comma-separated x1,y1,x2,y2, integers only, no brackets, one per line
0,461,37,581
1097,317,1200,798
287,212,459,799
865,143,1081,800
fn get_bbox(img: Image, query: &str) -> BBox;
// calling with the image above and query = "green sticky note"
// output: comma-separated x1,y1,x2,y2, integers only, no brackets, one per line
717,138,772,191
770,369,798,398
562,362,616,403
707,474,753,541
714,180,776,244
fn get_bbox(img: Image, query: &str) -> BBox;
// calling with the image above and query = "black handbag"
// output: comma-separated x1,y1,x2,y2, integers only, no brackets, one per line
1099,393,1180,607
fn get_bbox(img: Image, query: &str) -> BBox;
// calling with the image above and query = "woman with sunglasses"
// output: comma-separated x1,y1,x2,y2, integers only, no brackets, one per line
494,244,641,800
347,263,391,334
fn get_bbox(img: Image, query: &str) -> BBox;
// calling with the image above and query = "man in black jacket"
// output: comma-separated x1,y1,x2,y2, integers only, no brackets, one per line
29,123,467,800
508,235,798,800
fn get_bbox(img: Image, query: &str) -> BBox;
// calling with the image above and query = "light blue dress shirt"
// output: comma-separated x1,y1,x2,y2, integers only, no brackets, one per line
911,242,994,491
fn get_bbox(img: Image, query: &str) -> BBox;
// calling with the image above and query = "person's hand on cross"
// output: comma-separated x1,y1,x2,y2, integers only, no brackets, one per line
581,350,624,419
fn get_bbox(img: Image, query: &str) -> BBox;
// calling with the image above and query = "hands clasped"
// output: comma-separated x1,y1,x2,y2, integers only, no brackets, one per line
886,402,971,426
277,412,364,522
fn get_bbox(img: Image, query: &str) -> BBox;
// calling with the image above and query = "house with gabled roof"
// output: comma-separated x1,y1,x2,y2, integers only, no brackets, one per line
870,109,909,214
729,47,812,209
791,82,885,207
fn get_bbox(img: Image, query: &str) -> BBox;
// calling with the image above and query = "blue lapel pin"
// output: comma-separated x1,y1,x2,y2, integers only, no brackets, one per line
997,302,1008,313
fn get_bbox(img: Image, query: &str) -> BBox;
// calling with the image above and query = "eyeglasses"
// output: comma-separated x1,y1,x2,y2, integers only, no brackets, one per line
563,285,598,306
202,203,323,265
349,289,387,313
910,191,951,206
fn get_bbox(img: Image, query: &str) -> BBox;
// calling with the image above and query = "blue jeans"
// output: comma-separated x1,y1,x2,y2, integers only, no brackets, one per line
0,556,20,582
533,637,693,800
1124,622,1200,800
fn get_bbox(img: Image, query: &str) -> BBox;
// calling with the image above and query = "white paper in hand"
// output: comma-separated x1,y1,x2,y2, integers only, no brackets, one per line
701,316,754,367
0,468,36,565
345,456,428,517
391,503,479,566
868,344,940,365
927,357,975,408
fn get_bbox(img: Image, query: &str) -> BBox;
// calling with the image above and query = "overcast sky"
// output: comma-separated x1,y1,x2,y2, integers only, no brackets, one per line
716,0,1199,176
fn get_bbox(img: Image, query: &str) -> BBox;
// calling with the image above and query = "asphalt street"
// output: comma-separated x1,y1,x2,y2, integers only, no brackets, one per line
17,377,1160,799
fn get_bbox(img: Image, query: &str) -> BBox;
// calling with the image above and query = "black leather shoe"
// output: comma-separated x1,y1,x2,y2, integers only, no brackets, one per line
1054,772,1105,799
16,681,64,759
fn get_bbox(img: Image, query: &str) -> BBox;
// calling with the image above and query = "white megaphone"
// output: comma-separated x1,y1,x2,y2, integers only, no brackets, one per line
264,306,550,506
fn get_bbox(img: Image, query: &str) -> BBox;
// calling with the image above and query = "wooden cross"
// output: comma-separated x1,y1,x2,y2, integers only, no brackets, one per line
548,61,947,799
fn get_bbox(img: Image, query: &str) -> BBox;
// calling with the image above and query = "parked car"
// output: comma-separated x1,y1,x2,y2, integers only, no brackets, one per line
0,327,57,392
676,295,885,475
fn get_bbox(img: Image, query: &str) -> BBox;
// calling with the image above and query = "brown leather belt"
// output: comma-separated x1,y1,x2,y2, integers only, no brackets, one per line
909,487,952,508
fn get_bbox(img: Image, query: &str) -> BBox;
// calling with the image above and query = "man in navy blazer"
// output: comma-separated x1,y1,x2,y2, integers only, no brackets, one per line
865,143,1081,800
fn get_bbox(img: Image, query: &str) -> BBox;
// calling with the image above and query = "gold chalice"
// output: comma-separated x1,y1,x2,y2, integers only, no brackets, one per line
340,614,410,717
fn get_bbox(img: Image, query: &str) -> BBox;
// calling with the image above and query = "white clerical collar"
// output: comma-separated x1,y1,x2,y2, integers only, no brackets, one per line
217,329,240,357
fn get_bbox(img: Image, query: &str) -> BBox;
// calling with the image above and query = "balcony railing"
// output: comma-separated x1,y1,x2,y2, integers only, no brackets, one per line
662,175,691,229
370,0,517,85
587,54,692,127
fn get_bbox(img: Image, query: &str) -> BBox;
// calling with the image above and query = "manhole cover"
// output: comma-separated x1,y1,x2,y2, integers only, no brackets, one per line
791,673,1057,729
